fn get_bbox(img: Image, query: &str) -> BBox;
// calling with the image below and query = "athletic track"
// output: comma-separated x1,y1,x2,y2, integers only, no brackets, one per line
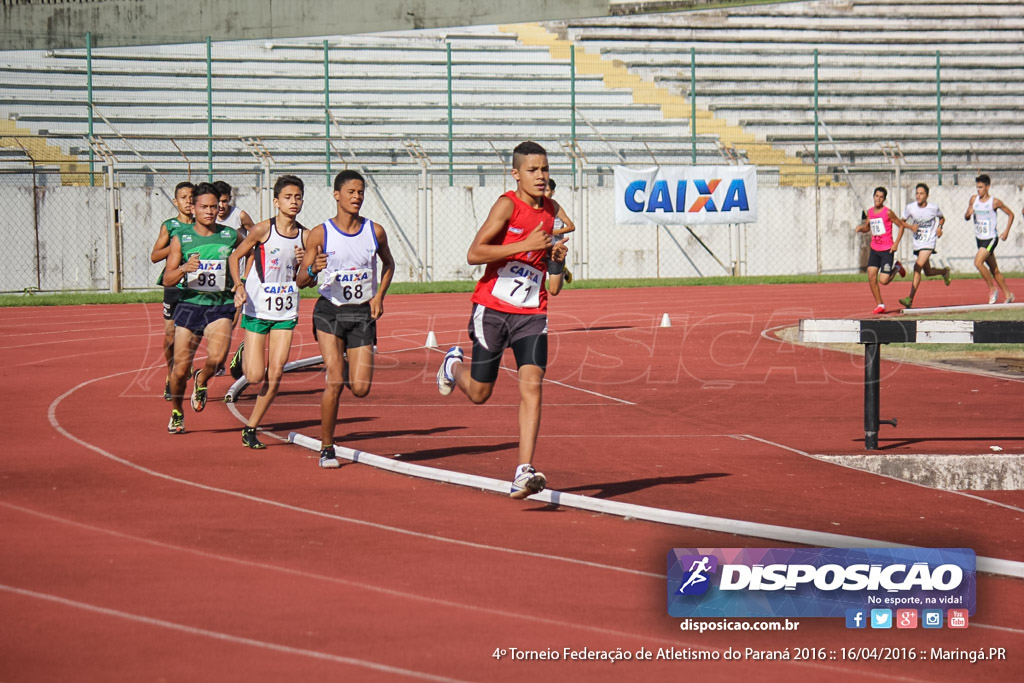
1,279,1021,682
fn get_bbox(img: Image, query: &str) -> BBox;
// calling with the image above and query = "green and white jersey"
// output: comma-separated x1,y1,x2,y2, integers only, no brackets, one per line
177,223,238,306
156,217,193,286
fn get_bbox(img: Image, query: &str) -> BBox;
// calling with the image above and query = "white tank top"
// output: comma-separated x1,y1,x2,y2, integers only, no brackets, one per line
221,206,243,230
973,197,998,239
243,218,305,320
903,201,943,249
318,217,379,306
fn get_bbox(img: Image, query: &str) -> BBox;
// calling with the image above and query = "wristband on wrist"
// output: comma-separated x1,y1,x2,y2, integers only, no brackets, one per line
548,259,565,275
307,264,316,278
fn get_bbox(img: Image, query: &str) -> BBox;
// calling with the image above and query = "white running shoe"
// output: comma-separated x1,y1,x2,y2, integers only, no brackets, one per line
510,464,547,499
436,346,463,396
1006,293,1016,304
318,446,340,469
988,290,998,305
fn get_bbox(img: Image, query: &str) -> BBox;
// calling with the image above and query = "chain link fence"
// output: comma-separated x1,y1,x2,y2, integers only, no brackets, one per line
2,137,1022,293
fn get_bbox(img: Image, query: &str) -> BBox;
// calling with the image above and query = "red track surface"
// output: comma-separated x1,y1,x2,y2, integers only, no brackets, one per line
1,280,1021,682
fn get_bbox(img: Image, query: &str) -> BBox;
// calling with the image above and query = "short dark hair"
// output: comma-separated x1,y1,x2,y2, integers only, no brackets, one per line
873,186,887,199
512,141,547,170
333,169,365,192
193,182,220,202
174,181,195,196
274,174,304,197
976,174,991,186
915,182,929,195
212,180,232,198
547,178,557,192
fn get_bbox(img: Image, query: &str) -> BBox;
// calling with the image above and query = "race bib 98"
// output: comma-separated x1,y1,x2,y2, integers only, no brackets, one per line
186,259,227,292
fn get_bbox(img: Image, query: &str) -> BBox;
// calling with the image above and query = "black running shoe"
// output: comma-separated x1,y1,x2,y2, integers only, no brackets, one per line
163,379,172,401
319,446,340,469
229,341,245,380
190,368,207,412
242,426,266,449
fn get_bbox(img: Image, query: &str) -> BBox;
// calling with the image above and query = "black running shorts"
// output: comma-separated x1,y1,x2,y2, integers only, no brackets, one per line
312,297,376,349
162,286,182,321
867,249,894,273
466,303,547,384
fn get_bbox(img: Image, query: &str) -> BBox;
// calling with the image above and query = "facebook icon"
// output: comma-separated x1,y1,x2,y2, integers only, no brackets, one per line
845,609,867,629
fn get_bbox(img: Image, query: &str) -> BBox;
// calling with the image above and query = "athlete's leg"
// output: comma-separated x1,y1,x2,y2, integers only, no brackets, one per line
867,267,883,304
516,364,544,466
986,251,1011,298
196,318,233,388
345,344,374,398
453,360,495,404
317,329,346,448
169,326,201,413
975,247,996,293
163,318,176,379
242,328,268,385
247,328,293,429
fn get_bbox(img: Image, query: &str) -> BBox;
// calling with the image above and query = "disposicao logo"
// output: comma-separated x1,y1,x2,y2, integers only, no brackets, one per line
667,548,975,619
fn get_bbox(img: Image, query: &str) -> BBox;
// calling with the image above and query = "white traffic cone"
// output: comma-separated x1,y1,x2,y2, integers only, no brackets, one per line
659,313,671,328
425,330,438,348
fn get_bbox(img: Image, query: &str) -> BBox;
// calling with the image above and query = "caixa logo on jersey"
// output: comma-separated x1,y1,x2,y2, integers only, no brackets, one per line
614,165,758,227
667,548,976,618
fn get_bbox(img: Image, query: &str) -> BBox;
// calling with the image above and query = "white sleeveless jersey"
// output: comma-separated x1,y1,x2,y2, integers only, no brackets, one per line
221,206,243,230
972,197,998,239
243,219,305,320
318,218,379,306
903,201,943,250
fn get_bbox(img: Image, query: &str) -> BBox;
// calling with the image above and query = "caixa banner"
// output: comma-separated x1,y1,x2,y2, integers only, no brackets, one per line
614,165,758,226
667,548,976,618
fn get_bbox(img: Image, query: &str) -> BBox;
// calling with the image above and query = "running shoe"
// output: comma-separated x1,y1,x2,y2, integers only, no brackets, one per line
436,346,464,396
510,464,547,499
988,290,998,305
163,379,172,401
1007,293,1016,304
872,304,886,314
167,410,185,434
319,446,340,469
899,296,913,309
241,426,266,450
229,341,245,380
943,268,951,287
564,267,574,284
190,368,207,413
214,366,226,377
895,261,906,278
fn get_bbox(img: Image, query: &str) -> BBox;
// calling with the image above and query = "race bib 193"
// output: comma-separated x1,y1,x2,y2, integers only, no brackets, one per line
491,262,542,309
255,281,299,321
186,259,227,292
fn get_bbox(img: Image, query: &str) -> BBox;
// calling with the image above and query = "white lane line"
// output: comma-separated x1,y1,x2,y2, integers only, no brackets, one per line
0,583,470,682
47,368,660,579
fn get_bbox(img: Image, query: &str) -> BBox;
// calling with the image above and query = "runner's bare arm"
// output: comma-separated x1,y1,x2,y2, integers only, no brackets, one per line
370,223,396,320
228,220,271,294
552,200,576,236
296,227,326,288
162,237,198,287
150,224,171,263
964,195,976,220
993,198,1014,238
467,197,551,265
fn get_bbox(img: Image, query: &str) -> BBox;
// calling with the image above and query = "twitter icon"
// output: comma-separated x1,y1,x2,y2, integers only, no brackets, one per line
870,609,892,629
